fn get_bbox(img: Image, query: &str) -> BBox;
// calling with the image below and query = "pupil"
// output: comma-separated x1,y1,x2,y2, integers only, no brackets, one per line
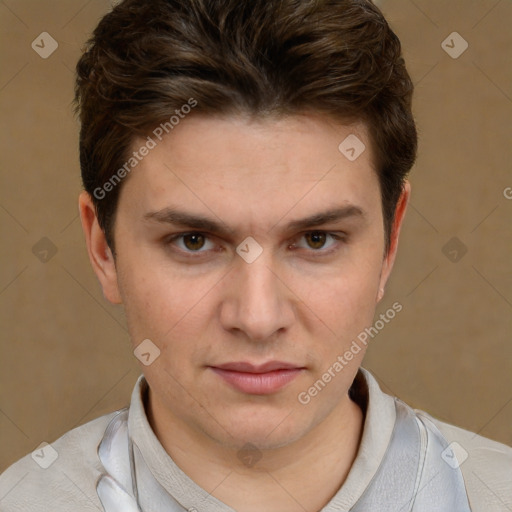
184,234,204,251
307,232,326,249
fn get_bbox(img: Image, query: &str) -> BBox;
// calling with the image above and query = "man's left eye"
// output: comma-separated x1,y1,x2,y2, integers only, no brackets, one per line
294,231,341,251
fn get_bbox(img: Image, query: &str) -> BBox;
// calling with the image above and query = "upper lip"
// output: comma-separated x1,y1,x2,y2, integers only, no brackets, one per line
211,361,303,373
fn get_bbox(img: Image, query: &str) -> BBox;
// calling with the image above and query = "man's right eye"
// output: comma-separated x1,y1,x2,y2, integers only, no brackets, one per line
166,232,216,254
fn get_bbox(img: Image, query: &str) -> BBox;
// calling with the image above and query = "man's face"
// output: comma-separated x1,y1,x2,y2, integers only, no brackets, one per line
98,114,401,451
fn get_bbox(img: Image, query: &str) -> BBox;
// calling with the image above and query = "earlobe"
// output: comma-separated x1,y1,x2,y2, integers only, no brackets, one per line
377,181,411,302
78,191,123,304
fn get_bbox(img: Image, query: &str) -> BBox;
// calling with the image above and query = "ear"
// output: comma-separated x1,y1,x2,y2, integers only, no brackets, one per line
376,181,411,303
78,191,122,304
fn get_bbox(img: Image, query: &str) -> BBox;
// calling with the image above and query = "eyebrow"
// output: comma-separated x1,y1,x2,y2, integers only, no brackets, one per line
143,205,365,236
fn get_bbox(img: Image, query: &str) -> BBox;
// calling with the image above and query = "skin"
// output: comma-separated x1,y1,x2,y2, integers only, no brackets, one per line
79,113,410,512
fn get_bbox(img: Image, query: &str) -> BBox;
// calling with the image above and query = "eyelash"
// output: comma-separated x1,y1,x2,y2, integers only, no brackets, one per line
164,231,346,258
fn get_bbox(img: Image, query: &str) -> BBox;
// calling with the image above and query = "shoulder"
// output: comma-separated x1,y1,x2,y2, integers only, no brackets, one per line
0,409,124,512
415,408,512,512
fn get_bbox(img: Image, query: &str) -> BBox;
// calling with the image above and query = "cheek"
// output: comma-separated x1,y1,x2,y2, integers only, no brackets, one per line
324,278,379,348
117,252,221,348
299,247,382,317
118,267,215,391
300,250,383,358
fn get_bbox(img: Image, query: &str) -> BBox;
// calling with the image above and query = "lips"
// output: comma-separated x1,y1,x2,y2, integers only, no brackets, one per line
214,361,301,373
209,361,305,395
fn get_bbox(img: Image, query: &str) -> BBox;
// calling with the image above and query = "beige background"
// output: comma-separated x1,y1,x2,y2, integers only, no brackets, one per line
0,0,511,471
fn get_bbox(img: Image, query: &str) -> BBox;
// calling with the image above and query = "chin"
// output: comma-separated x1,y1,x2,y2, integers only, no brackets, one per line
212,408,311,451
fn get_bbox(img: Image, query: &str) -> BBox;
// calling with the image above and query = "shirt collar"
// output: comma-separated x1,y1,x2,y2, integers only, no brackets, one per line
127,366,397,511
322,367,397,510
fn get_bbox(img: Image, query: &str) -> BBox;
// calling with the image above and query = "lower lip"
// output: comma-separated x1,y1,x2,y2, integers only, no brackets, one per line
210,368,303,395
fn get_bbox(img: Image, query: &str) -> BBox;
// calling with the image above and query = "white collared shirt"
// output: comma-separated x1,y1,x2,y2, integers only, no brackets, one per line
1,368,511,511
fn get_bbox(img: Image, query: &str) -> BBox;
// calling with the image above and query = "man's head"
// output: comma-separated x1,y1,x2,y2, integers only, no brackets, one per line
75,0,416,254
76,0,416,456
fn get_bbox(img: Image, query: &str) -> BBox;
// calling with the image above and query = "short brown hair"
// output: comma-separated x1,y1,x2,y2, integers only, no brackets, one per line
75,0,417,252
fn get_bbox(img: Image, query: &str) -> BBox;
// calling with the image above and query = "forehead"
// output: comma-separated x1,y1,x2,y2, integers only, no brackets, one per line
142,113,374,172
117,113,381,233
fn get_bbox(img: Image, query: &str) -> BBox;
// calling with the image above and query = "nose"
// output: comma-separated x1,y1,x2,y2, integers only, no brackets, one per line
219,251,295,342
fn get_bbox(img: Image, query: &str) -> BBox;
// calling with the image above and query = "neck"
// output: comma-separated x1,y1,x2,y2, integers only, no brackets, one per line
146,389,364,512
